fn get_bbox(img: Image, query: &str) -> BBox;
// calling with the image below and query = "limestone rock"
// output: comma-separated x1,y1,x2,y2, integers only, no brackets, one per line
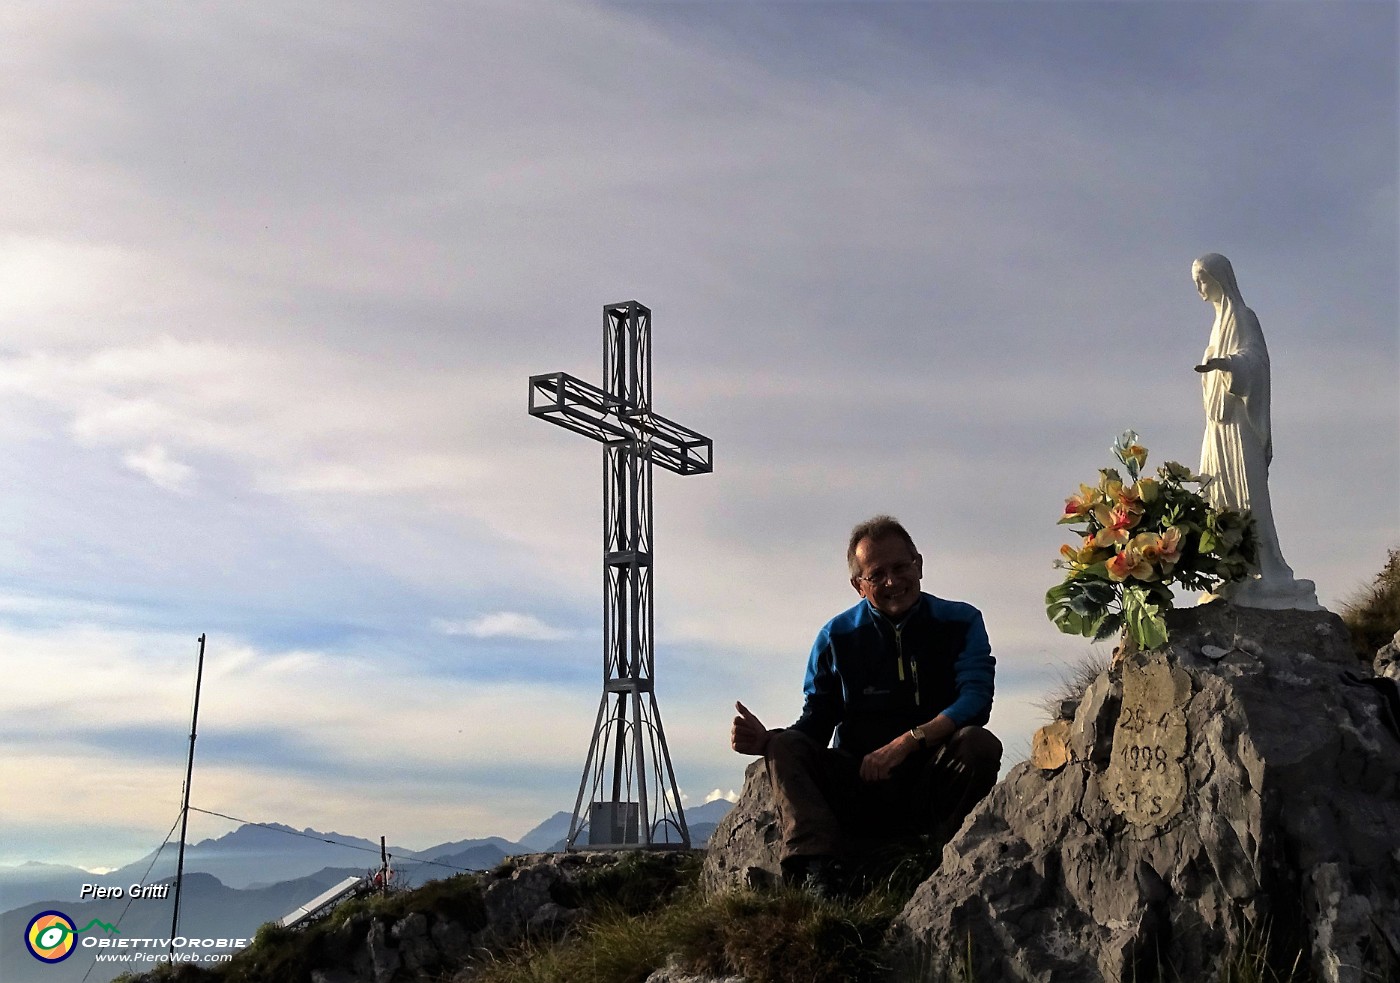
1376,629,1400,682
645,957,748,983
429,917,475,965
481,864,560,944
362,919,400,983
886,604,1400,983
1030,719,1072,771
1070,671,1122,766
700,759,784,893
391,912,433,974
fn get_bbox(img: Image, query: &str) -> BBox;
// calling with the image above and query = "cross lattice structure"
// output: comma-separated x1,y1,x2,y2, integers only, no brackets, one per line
528,301,712,849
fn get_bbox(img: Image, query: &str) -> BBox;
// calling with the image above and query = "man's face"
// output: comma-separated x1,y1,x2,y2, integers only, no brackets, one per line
850,534,923,619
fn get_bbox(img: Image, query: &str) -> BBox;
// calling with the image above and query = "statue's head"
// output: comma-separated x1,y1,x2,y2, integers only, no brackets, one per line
1192,253,1242,304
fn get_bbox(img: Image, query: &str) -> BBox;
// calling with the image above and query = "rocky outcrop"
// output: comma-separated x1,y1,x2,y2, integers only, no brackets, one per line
1376,629,1400,682
119,850,696,983
302,854,599,982
700,759,784,893
883,604,1400,983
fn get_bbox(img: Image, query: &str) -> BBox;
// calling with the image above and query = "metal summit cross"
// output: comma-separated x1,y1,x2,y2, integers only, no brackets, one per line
529,301,712,850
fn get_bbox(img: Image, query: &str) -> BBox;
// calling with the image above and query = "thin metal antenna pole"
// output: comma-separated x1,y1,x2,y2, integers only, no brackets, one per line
169,633,206,955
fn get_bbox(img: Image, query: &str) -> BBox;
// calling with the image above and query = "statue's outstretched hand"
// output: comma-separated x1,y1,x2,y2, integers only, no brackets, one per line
1194,357,1230,373
731,701,771,756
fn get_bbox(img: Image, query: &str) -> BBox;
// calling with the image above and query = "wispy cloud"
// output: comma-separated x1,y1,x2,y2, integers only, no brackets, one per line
122,443,195,492
433,613,575,642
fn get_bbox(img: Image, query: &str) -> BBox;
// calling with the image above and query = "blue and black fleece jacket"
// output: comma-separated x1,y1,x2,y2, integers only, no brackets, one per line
790,593,995,757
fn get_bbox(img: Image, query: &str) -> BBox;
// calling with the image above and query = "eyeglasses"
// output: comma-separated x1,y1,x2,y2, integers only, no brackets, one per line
854,560,918,587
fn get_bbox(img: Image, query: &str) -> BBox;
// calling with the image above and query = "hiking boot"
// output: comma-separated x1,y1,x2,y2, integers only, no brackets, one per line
782,855,848,900
802,857,849,900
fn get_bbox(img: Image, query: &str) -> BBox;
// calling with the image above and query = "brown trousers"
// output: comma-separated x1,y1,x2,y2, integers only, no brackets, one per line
765,725,1003,863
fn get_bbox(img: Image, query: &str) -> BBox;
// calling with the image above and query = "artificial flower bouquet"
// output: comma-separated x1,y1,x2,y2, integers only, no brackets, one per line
1046,430,1257,652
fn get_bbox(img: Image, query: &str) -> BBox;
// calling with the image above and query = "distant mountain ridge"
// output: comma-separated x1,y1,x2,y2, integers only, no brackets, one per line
1,801,736,983
0,799,735,919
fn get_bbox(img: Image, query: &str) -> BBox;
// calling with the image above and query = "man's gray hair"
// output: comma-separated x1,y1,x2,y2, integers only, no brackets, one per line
847,515,919,577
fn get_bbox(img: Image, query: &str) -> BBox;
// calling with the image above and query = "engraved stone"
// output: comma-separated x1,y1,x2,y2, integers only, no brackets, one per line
1106,655,1191,828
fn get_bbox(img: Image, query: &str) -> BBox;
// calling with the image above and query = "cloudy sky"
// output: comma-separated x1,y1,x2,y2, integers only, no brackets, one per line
2,1,1395,871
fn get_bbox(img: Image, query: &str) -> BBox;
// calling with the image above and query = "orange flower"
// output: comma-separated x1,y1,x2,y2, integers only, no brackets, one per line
1092,503,1142,547
1060,535,1110,570
1106,545,1154,582
1133,526,1184,573
1106,477,1158,511
1061,483,1101,521
1158,526,1184,566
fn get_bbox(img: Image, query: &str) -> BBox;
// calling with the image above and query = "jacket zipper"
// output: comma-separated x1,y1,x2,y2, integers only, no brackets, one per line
894,624,921,705
894,623,904,681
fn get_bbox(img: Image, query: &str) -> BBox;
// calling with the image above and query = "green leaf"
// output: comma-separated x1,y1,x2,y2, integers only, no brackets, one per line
1067,592,1100,617
1046,581,1110,639
1121,585,1169,651
1093,612,1124,641
1146,582,1174,605
1082,580,1117,606
1198,527,1218,555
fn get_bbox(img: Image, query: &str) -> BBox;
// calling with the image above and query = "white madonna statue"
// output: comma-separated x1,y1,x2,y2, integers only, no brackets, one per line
1192,252,1318,610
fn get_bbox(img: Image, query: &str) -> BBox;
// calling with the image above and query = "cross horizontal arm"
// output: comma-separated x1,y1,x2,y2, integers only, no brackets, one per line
529,372,632,443
622,410,713,475
529,372,713,476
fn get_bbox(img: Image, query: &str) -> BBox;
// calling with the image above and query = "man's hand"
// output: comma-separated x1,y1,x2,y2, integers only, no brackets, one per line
860,716,955,781
859,733,916,782
731,701,771,756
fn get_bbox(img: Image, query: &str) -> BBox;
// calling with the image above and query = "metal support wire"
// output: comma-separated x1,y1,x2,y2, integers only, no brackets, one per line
530,301,711,850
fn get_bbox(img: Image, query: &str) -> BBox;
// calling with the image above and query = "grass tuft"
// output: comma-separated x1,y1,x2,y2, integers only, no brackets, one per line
551,849,700,915
1339,547,1400,663
475,885,901,983
1215,915,1310,983
1036,652,1112,720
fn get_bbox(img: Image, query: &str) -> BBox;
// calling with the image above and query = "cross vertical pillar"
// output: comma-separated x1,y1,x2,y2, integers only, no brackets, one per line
529,301,712,850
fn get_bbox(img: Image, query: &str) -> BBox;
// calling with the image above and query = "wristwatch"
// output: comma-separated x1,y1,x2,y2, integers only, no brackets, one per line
909,725,927,747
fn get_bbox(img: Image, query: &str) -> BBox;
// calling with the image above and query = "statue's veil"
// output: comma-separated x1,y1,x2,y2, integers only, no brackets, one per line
1194,252,1272,464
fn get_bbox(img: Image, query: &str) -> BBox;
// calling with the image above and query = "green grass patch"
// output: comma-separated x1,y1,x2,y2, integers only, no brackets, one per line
1340,547,1400,663
474,885,902,983
551,850,701,915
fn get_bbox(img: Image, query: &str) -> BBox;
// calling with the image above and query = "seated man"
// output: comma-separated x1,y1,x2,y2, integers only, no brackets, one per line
731,515,1002,891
